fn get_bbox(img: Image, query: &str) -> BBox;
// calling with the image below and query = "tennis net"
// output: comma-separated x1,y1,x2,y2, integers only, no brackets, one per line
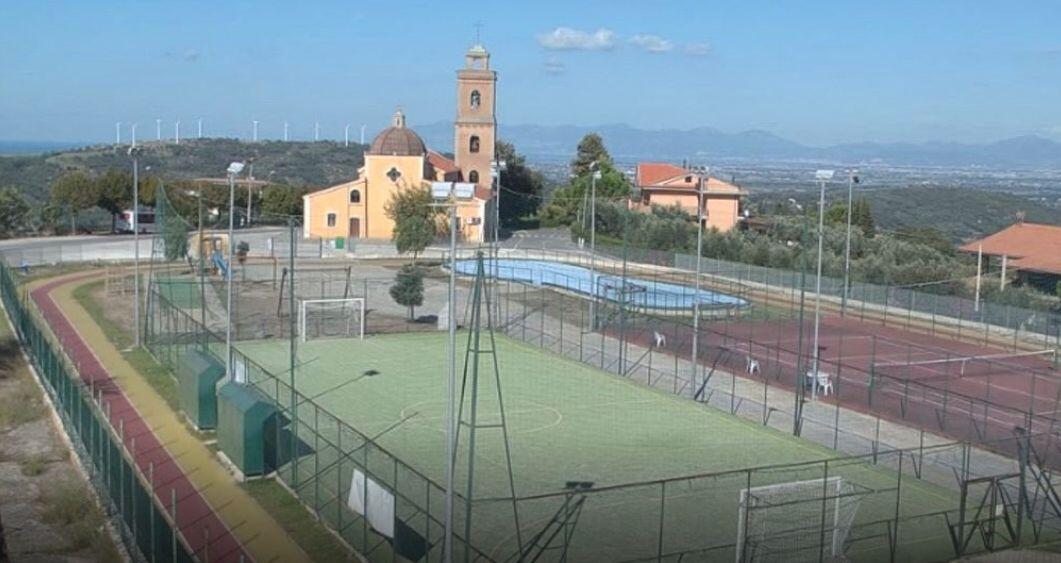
872,349,1056,382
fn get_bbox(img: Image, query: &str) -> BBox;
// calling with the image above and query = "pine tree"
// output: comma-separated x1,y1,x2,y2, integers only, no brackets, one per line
389,264,425,321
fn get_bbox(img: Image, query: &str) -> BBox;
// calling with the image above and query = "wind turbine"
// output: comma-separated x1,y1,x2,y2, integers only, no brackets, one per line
197,117,203,139
314,121,320,141
283,122,289,142
344,124,350,147
175,120,180,144
115,122,121,144
156,118,161,141
253,120,259,142
131,123,137,147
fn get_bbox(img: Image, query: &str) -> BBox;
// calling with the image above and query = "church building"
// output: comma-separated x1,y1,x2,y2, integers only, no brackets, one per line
302,44,497,243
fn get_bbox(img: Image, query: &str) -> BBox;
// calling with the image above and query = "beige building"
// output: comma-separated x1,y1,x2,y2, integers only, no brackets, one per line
631,162,748,232
302,44,497,243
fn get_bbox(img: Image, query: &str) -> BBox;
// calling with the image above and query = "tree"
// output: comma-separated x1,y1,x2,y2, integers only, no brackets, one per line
0,187,30,237
94,169,132,232
260,185,304,217
495,140,544,226
389,264,424,321
385,185,438,261
851,197,876,237
50,171,97,232
543,160,630,227
570,133,613,178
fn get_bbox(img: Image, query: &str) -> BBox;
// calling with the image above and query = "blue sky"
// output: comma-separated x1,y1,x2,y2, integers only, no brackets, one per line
2,0,1059,145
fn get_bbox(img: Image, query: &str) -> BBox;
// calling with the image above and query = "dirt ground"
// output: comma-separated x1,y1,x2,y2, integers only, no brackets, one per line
0,313,120,561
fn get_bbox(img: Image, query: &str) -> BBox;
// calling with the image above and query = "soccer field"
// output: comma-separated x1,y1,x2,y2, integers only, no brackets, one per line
234,331,963,561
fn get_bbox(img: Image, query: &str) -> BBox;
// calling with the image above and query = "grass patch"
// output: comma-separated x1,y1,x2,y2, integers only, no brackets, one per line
73,280,182,413
0,377,45,428
20,453,49,476
39,478,121,559
241,480,352,562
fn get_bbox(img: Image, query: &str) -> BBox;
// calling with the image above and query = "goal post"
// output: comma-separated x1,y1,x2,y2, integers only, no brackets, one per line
298,298,365,342
736,476,865,563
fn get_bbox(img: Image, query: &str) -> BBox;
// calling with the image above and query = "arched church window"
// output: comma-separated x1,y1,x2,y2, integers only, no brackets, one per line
470,90,481,108
468,170,480,183
469,136,480,153
349,189,361,204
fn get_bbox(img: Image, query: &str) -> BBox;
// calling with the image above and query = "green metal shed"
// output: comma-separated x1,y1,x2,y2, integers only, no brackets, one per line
217,382,276,478
176,349,225,429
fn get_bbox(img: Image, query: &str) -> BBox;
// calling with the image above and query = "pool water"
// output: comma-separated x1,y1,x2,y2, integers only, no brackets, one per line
452,258,746,311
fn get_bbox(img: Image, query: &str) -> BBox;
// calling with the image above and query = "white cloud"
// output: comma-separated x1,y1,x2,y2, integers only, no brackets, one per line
629,34,673,53
543,58,566,75
537,27,616,51
684,42,712,57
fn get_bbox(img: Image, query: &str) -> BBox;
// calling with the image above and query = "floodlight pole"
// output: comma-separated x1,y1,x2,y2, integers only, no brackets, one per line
130,146,142,348
841,170,857,316
691,166,709,394
810,172,831,400
588,163,601,327
790,198,809,434
225,163,244,384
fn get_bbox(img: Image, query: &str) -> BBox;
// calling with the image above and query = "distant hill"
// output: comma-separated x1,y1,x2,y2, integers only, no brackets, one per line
416,122,1061,169
0,138,366,202
752,185,1061,242
0,140,91,156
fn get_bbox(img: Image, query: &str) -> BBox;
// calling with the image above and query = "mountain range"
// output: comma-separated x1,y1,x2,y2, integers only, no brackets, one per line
413,122,1061,169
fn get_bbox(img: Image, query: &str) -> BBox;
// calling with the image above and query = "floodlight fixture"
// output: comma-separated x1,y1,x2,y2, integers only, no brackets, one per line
227,161,246,176
431,181,475,200
815,169,835,181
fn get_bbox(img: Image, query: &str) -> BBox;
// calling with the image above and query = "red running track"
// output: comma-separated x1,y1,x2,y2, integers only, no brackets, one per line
32,275,248,562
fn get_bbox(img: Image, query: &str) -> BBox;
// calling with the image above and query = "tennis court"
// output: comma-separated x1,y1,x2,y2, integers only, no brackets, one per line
233,330,965,561
622,313,1061,458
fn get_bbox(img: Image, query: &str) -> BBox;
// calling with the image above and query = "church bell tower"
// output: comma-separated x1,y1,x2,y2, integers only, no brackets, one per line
454,44,497,189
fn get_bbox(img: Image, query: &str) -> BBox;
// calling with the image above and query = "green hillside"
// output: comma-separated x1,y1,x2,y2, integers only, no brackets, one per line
0,138,366,202
753,185,1061,242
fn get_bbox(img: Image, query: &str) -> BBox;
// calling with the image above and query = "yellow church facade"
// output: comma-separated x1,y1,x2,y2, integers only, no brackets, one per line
302,44,497,244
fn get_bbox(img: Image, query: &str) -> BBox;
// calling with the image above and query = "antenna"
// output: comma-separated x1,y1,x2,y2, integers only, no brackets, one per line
473,22,483,44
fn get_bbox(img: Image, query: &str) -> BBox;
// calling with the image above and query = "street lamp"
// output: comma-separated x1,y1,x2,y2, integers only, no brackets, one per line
690,165,710,394
841,169,859,316
225,161,246,385
588,162,602,327
430,181,476,563
129,145,143,348
810,169,834,400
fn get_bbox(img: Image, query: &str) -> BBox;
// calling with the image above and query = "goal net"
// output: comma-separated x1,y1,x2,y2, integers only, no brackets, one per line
299,298,365,342
736,477,864,563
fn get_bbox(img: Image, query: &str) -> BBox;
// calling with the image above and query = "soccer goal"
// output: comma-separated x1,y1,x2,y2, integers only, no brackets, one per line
735,477,864,563
299,298,365,342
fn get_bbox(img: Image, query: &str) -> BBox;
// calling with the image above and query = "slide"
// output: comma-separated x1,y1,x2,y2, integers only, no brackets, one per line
212,252,230,279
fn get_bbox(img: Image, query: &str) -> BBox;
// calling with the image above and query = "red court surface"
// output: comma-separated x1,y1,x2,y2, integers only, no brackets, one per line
619,314,1061,456
31,275,248,562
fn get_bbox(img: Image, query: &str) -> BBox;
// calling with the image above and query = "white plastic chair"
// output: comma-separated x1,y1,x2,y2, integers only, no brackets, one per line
653,331,666,348
816,372,833,397
746,357,761,375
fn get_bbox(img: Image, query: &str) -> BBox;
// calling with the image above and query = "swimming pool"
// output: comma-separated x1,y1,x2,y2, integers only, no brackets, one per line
451,258,747,311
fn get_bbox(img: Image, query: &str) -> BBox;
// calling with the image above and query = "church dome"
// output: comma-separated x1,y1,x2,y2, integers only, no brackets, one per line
368,109,426,156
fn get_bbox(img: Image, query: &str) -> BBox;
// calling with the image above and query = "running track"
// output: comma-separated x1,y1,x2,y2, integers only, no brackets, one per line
31,274,248,562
